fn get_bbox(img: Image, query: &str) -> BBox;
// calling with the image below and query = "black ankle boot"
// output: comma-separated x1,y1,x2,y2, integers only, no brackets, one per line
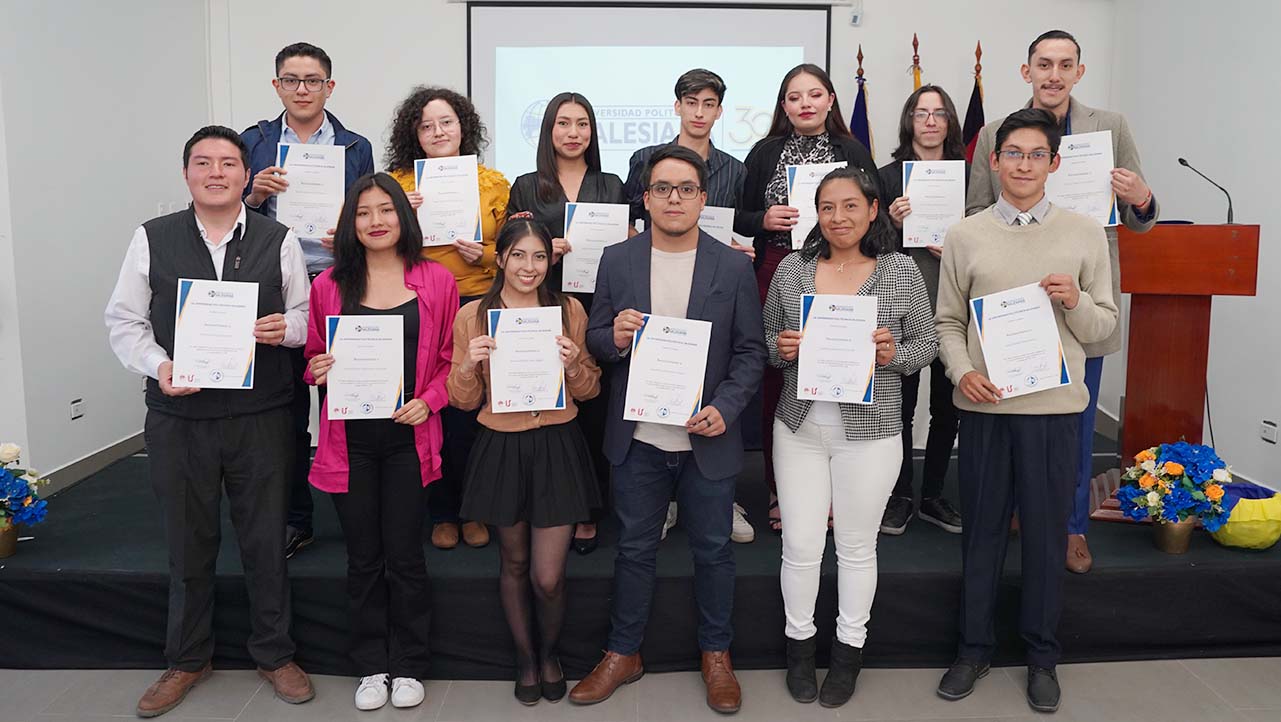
819,639,862,707
785,636,818,703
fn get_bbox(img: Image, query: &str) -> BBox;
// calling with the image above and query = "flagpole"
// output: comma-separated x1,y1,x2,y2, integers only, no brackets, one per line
912,33,922,90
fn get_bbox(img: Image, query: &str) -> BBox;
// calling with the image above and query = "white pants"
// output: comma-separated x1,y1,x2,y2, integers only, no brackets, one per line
774,417,902,647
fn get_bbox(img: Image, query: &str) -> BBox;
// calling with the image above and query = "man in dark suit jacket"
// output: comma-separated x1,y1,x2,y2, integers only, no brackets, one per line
570,145,765,714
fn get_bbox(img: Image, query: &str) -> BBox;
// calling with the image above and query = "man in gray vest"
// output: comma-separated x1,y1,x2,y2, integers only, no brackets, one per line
105,126,314,717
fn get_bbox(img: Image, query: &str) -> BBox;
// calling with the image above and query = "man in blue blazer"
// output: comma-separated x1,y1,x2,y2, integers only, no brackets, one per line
571,145,765,714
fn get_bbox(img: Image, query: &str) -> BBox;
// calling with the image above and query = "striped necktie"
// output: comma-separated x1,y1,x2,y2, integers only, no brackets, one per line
1015,211,1034,226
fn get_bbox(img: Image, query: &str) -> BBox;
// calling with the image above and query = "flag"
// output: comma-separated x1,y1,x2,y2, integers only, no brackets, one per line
962,42,985,163
913,65,922,91
851,74,873,154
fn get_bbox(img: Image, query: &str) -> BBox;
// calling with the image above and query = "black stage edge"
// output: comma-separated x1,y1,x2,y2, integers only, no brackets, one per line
3,444,1280,679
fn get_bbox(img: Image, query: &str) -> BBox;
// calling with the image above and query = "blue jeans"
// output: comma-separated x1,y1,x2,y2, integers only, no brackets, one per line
606,441,736,655
1069,357,1104,535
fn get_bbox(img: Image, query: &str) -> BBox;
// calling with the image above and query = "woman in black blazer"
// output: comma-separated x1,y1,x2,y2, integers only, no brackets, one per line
506,92,627,554
734,64,878,534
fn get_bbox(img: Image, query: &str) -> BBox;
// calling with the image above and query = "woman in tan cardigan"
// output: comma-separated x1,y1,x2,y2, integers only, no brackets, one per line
446,216,601,705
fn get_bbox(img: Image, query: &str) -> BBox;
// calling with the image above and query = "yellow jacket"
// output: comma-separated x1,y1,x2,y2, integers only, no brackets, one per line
390,164,510,298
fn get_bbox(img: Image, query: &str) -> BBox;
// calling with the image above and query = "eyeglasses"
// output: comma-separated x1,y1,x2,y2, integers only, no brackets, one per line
911,110,949,123
647,182,702,199
277,77,328,92
419,118,459,135
998,149,1055,163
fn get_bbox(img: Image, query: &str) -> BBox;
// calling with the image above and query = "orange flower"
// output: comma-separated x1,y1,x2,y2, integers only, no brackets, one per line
1163,462,1185,477
1205,484,1224,502
1139,473,1158,490
1136,449,1157,463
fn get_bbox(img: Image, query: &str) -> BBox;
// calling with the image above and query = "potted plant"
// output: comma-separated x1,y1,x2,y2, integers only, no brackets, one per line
1114,441,1231,554
0,443,49,558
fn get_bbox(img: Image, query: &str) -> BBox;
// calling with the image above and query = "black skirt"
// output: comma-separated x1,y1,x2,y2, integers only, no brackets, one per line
460,421,601,528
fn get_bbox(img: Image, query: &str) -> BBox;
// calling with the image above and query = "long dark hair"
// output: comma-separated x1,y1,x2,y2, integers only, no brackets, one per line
475,218,570,327
331,173,425,312
384,86,488,173
891,84,966,162
766,64,851,139
535,92,602,203
800,167,894,261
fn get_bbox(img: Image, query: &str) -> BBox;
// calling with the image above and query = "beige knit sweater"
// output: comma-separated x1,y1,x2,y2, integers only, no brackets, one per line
935,205,1118,415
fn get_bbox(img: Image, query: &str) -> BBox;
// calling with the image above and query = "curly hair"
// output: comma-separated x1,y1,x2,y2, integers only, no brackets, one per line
384,86,489,173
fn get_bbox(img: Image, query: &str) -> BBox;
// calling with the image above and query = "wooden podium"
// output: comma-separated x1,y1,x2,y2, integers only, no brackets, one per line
1118,224,1260,460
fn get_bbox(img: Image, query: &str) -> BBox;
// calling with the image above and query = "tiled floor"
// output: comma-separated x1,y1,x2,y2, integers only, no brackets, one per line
3,657,1279,722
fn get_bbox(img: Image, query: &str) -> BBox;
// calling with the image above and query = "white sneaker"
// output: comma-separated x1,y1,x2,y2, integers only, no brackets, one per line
391,677,425,708
731,503,755,543
354,673,389,711
660,501,679,540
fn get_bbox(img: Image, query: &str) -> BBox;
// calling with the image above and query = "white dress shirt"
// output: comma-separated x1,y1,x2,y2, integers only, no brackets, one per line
104,204,310,380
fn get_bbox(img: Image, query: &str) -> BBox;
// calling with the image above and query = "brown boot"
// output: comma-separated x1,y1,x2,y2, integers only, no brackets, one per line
136,664,212,718
1067,534,1093,574
462,520,490,548
258,661,315,704
568,651,643,705
431,522,460,550
701,650,742,714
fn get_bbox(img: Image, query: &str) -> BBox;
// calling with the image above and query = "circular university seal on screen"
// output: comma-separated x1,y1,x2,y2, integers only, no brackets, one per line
521,100,549,148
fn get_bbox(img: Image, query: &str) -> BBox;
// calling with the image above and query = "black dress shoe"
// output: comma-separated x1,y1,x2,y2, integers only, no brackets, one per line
1026,665,1061,713
515,680,541,706
572,533,599,555
541,657,567,702
937,659,990,701
283,525,314,559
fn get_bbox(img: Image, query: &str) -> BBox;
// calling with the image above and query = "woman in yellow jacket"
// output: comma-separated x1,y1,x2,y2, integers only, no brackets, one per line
386,86,510,550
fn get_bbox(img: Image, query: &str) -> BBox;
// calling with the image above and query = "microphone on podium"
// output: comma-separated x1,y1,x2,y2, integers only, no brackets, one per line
1177,157,1234,224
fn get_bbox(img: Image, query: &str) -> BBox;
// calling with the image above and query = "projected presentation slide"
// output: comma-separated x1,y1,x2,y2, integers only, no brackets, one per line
493,45,804,179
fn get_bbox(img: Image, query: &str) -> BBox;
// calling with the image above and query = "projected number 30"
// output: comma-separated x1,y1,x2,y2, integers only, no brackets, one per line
728,106,774,146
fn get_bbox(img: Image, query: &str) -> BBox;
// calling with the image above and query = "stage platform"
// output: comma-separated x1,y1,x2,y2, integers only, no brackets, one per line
3,441,1279,680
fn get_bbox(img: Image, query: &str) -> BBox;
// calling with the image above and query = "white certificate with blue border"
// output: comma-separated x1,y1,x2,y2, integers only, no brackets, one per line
561,202,629,292
622,314,712,426
274,143,345,239
786,161,847,249
796,294,877,404
901,160,966,248
415,154,482,247
969,282,1070,399
487,306,565,413
172,279,259,389
1045,130,1119,227
325,315,404,419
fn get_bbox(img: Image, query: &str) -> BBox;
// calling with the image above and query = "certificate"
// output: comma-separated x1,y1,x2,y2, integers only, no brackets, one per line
786,161,847,249
623,314,712,426
172,279,258,389
901,160,966,248
487,306,565,413
969,282,1071,399
415,155,482,247
698,206,739,246
796,294,877,404
562,202,629,293
275,143,345,239
325,315,405,419
1046,130,1119,227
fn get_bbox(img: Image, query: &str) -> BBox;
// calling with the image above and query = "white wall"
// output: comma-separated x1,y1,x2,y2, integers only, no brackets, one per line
1108,0,1280,483
0,75,29,451
0,1,212,473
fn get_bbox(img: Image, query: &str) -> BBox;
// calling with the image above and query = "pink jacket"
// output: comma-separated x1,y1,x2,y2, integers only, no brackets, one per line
303,261,459,493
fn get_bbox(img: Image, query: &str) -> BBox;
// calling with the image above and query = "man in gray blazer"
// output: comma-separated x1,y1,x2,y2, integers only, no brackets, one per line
967,30,1159,574
571,145,766,714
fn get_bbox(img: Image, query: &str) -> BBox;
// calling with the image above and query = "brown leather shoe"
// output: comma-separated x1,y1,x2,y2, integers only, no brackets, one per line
1067,533,1093,574
432,522,460,550
258,661,315,704
568,651,643,705
136,664,212,718
462,520,490,548
701,650,742,714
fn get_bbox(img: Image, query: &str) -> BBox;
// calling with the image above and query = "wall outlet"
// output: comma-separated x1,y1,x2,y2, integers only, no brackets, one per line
70,398,85,420
1262,420,1278,445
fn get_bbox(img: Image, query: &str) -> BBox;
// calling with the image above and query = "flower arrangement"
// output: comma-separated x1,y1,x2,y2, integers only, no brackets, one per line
1115,441,1231,532
0,443,49,530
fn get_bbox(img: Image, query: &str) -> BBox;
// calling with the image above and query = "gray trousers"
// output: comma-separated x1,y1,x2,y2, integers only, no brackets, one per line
144,406,296,672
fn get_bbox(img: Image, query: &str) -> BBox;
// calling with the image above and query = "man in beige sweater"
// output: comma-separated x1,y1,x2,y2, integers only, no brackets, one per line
935,109,1118,714
968,30,1159,574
